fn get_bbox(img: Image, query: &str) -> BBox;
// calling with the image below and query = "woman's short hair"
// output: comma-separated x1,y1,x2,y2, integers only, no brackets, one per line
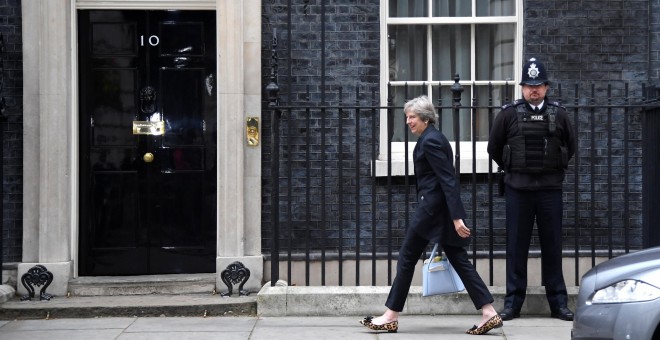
403,95,438,126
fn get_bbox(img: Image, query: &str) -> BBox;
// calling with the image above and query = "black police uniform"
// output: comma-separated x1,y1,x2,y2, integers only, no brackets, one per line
487,58,576,320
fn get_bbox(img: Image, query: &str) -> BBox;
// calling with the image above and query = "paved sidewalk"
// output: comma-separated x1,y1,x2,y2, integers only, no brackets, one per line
0,315,572,340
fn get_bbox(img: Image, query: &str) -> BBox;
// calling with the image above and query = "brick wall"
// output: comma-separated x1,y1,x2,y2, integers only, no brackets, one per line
261,0,393,255
525,0,649,85
1,0,22,264
651,0,660,81
262,0,380,105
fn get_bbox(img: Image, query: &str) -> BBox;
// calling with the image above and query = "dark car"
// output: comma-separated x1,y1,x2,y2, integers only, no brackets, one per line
571,246,660,340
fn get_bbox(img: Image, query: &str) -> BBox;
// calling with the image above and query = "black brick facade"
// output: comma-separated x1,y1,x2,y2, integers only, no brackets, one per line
525,0,650,90
261,0,651,257
261,0,392,256
1,0,22,264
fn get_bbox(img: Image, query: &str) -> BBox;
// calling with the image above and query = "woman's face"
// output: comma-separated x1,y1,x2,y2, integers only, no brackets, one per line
406,111,428,136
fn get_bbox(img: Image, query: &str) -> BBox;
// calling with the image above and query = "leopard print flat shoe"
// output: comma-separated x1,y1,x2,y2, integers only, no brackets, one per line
465,314,503,335
366,320,398,333
359,316,398,333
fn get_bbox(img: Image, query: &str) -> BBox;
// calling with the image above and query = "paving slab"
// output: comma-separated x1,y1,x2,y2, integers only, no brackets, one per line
498,317,573,340
0,329,124,340
0,315,573,340
0,318,132,340
0,317,136,330
117,331,249,340
250,316,378,340
118,316,257,340
125,316,257,333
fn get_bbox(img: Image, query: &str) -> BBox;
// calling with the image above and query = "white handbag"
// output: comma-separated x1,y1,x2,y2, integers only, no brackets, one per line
422,243,465,296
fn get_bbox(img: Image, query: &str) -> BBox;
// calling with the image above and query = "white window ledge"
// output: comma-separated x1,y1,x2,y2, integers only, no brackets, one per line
372,142,498,177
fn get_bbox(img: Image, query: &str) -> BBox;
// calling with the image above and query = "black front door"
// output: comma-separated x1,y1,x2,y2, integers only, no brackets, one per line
78,10,217,276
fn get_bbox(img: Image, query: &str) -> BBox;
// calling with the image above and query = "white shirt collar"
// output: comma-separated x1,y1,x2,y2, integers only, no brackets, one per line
533,101,545,111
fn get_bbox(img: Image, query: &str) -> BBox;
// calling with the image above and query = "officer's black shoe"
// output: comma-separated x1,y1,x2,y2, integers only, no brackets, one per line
550,307,574,321
498,307,520,321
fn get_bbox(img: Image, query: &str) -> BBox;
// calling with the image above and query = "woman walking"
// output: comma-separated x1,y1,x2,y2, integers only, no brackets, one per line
359,95,502,335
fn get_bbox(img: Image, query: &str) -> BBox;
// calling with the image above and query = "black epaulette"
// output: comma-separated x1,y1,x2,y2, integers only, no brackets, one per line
501,99,525,110
547,101,565,109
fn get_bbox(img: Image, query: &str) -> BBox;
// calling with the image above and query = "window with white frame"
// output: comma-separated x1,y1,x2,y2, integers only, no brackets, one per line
376,0,523,176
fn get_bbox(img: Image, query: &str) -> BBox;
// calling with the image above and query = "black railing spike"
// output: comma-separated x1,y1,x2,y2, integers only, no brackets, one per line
266,30,279,108
451,74,463,108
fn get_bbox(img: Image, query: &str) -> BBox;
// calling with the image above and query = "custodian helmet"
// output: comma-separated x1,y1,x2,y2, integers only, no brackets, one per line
519,57,549,86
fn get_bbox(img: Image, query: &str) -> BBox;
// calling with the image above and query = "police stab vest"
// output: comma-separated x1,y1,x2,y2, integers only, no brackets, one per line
502,101,567,173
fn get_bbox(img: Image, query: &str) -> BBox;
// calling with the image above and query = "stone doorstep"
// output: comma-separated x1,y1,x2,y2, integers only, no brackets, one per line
0,274,257,319
0,294,258,319
68,273,218,296
0,285,16,304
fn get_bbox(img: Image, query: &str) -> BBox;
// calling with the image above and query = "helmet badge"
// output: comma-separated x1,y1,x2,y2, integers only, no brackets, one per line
527,63,540,79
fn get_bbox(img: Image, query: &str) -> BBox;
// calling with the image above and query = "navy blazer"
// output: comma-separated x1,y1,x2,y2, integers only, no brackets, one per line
411,126,469,247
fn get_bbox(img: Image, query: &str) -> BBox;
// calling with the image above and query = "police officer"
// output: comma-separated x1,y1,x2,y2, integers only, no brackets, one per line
487,57,576,321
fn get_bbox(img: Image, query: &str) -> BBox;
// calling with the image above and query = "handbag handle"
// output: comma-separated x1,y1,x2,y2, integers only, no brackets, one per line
428,243,440,262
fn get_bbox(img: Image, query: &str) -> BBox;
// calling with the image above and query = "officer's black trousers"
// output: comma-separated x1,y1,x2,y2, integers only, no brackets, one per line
503,186,569,312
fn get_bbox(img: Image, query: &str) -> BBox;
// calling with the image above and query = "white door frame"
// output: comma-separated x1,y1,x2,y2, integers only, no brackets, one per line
20,0,263,296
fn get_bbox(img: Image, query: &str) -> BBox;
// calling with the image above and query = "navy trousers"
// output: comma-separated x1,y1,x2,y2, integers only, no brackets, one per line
385,226,494,312
503,186,569,312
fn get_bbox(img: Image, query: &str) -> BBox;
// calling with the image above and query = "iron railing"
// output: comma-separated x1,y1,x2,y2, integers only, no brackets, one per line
265,74,655,287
